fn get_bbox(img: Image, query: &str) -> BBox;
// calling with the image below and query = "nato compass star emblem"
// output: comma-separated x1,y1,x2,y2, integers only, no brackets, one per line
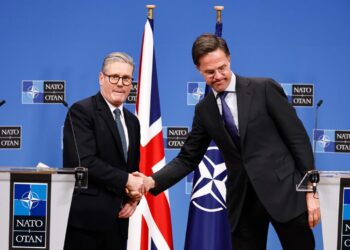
26,85,40,99
192,86,205,101
191,146,227,212
20,190,40,210
317,134,331,148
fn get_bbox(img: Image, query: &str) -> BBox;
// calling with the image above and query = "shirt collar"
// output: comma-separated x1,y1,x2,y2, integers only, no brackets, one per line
102,95,124,118
212,71,236,98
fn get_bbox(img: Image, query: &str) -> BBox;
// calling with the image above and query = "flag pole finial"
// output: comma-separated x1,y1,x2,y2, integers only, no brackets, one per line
214,6,224,23
146,5,156,20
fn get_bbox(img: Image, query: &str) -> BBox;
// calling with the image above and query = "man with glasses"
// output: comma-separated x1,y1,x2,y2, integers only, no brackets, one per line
136,33,320,249
63,52,144,250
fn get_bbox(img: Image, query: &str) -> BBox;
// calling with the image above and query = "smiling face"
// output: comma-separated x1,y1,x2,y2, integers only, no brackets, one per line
99,61,133,107
197,48,232,93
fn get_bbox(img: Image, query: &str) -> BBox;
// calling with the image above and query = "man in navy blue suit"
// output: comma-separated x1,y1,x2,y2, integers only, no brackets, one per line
136,34,321,249
63,52,144,250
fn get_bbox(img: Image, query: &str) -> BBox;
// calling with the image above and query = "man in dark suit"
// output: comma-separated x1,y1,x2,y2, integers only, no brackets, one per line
136,34,321,249
63,52,144,250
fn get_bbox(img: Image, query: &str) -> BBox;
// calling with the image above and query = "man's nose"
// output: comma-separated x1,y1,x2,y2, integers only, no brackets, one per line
116,78,124,87
213,69,223,79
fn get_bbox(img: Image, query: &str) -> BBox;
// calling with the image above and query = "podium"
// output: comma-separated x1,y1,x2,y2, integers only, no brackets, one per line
0,166,87,250
297,171,350,250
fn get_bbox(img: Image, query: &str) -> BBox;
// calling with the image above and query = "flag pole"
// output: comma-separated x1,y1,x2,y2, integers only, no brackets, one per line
214,6,224,38
214,6,224,23
131,4,174,250
146,4,156,20
184,5,231,250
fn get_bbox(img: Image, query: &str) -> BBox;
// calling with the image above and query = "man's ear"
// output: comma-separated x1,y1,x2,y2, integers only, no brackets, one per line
196,62,202,72
98,72,104,86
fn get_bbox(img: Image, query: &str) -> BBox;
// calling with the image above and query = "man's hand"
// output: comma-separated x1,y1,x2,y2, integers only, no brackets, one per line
132,172,155,192
118,199,138,218
126,174,145,194
306,192,321,228
125,187,142,201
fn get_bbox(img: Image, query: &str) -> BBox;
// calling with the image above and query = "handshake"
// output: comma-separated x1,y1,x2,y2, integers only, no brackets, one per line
118,172,155,219
125,172,155,201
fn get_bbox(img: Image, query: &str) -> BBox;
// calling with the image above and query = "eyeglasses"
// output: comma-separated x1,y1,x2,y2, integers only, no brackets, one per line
202,64,229,79
103,73,133,86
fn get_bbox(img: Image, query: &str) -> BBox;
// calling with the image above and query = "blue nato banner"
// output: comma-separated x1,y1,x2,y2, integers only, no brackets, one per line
185,19,232,250
184,142,232,250
338,180,350,249
10,174,51,249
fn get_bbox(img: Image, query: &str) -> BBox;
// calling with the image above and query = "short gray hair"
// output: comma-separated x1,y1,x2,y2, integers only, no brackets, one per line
101,52,135,73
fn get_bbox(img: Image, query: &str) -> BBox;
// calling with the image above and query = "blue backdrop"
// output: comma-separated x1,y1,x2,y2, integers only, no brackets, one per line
1,0,350,249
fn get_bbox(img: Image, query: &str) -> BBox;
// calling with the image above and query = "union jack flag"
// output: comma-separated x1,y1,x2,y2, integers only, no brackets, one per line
127,18,174,250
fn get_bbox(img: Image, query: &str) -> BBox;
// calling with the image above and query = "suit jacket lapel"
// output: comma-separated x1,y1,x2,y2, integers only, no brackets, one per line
236,75,252,144
95,93,126,163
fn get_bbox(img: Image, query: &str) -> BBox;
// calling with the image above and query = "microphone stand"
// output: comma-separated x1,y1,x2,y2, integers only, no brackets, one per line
62,101,87,192
309,100,323,196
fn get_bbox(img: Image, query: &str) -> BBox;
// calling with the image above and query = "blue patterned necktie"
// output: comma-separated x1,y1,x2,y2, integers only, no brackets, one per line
114,109,128,161
218,91,240,149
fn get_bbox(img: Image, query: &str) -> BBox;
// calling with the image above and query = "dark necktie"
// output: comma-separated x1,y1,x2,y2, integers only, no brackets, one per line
218,91,240,149
114,109,128,161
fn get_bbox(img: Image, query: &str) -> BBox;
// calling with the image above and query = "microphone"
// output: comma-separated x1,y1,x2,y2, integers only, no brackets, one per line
313,99,324,160
62,100,87,189
0,100,5,107
316,99,323,108
308,170,320,195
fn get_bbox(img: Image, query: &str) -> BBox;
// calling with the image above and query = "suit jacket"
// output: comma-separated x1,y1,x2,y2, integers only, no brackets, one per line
63,92,140,237
151,76,314,231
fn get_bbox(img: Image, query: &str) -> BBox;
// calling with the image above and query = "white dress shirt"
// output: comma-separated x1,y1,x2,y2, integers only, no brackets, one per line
212,72,239,134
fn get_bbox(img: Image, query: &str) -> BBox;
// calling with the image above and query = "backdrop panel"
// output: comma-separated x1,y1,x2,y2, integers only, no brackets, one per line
1,0,350,249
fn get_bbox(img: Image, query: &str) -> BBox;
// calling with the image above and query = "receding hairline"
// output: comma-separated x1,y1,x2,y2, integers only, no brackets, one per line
101,52,135,73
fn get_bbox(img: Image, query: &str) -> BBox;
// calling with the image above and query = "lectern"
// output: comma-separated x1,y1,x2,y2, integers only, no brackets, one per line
0,167,87,250
297,171,350,250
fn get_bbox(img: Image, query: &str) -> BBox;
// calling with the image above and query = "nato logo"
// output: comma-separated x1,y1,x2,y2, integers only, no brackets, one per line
187,82,206,105
12,183,48,248
188,146,227,212
314,129,350,153
164,126,189,149
0,126,21,149
338,185,350,248
281,83,314,107
22,80,65,104
126,81,138,104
